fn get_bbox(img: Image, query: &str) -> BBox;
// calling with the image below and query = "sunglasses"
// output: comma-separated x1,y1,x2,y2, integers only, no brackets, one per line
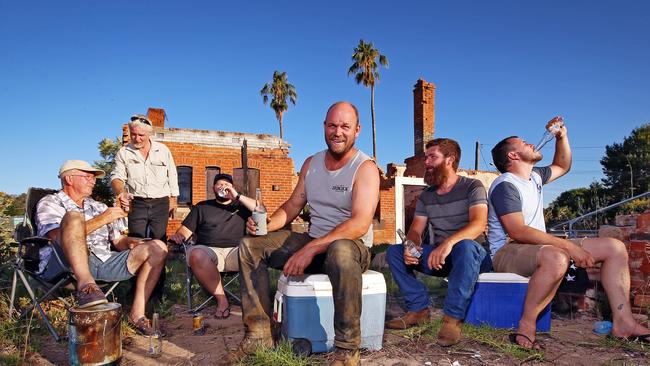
130,116,152,126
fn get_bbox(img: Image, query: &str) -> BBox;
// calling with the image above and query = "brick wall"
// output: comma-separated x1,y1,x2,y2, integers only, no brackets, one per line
599,210,650,316
628,211,650,310
120,111,295,237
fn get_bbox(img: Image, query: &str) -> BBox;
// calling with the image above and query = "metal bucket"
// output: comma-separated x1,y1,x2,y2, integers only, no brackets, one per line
68,302,122,366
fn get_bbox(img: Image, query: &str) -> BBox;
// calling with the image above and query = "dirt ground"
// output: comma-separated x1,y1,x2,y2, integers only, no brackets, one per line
28,301,649,366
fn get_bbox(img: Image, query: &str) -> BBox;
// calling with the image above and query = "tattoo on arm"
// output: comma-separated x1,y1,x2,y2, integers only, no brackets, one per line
617,304,624,311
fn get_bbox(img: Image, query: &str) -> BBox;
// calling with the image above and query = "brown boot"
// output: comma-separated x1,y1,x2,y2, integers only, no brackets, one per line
221,336,273,365
328,347,360,366
385,308,429,330
436,315,462,347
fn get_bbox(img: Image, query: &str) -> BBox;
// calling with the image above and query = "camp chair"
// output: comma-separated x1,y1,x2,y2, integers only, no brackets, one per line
8,187,120,342
171,239,241,314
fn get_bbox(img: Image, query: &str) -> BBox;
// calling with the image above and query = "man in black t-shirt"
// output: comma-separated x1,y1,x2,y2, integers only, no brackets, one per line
169,173,258,318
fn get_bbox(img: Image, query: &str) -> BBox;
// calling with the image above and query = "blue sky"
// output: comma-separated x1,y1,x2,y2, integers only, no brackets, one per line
1,1,648,206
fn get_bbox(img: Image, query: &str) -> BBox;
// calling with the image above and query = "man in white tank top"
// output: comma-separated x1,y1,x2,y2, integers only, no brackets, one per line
488,118,649,349
227,102,379,366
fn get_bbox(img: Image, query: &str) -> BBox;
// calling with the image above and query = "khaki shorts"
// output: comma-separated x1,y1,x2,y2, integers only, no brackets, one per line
186,245,239,273
492,238,583,277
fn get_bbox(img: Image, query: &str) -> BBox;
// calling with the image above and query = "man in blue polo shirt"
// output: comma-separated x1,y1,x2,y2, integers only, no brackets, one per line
488,117,649,349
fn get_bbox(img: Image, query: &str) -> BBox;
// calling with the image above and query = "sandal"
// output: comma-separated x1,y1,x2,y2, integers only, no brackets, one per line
128,316,153,336
128,316,167,337
215,306,231,319
508,332,544,350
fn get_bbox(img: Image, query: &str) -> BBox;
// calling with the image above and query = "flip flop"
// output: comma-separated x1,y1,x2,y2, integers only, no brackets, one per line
215,306,231,319
508,332,544,350
607,334,650,343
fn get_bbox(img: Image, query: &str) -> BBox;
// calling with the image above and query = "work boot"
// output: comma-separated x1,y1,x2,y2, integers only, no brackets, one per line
328,347,360,366
221,336,273,365
436,315,462,347
385,308,429,330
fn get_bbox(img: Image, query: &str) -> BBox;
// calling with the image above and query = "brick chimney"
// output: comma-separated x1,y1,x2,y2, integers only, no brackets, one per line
147,108,166,128
403,79,436,177
413,79,435,156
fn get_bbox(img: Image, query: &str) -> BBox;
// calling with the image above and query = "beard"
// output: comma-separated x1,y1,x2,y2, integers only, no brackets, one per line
424,163,451,187
520,149,543,164
326,139,355,159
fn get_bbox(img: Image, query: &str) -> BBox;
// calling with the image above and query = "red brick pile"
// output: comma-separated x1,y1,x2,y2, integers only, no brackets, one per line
599,210,650,318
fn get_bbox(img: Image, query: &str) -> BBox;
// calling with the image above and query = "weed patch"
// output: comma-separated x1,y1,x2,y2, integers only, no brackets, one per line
240,341,316,366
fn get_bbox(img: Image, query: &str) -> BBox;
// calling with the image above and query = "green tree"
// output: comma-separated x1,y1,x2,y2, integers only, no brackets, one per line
3,193,26,217
544,182,611,227
92,137,122,205
348,39,389,161
600,123,650,200
260,71,297,139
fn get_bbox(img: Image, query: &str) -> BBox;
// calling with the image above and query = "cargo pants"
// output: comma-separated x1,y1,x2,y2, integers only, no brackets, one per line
238,230,371,350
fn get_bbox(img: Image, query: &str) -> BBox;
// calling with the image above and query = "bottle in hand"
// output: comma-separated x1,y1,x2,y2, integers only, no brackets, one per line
252,188,267,235
397,228,422,259
535,117,563,152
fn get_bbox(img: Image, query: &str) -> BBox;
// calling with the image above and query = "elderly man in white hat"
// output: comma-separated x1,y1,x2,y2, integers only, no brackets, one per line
36,160,168,336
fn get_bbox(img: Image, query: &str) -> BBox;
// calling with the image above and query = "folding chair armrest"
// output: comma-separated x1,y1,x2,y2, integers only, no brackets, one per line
19,236,52,247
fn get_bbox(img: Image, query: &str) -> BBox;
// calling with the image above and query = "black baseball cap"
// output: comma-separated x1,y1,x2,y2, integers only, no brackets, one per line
213,173,233,185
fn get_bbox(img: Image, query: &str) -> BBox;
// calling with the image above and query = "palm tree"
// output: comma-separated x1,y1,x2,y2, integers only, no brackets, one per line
348,39,389,161
260,71,297,139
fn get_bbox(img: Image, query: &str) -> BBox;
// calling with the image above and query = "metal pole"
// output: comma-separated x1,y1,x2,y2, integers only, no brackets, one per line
624,155,634,197
475,141,480,170
242,139,249,196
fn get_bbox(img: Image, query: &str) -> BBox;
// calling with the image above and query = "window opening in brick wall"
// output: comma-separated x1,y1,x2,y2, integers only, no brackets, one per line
205,166,221,200
233,168,260,197
177,166,193,206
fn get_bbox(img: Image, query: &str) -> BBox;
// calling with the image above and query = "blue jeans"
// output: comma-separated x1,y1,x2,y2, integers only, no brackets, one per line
386,239,492,320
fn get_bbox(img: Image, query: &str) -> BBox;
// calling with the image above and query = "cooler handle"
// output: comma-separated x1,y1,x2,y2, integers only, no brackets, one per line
273,291,283,323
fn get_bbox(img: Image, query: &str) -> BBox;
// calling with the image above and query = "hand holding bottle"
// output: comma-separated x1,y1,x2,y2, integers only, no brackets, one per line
397,229,422,264
535,116,565,151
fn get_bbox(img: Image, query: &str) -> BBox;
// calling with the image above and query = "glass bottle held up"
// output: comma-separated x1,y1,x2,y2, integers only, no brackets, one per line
397,228,422,259
535,117,564,152
148,313,162,357
252,188,267,235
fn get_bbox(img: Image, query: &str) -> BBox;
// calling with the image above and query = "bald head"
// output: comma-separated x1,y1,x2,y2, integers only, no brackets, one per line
325,101,359,126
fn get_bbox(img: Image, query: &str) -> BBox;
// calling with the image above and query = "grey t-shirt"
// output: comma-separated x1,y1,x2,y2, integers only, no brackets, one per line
414,176,488,246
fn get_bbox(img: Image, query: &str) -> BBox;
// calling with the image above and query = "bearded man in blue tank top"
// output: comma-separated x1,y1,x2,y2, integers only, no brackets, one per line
226,102,379,366
488,118,649,349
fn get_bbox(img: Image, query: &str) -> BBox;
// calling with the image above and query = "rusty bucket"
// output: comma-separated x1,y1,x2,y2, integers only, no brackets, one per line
68,302,122,366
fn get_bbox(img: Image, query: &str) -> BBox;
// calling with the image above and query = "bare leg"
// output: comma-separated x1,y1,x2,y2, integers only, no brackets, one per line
583,237,650,337
189,249,229,313
516,246,569,348
60,212,94,290
126,240,168,320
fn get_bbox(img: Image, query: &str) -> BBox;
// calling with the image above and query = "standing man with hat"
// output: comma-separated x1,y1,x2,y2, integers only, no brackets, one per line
111,114,179,240
169,173,258,318
36,160,168,335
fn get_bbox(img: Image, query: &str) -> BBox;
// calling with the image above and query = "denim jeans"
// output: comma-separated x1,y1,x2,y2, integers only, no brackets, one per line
238,230,371,349
386,239,492,320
